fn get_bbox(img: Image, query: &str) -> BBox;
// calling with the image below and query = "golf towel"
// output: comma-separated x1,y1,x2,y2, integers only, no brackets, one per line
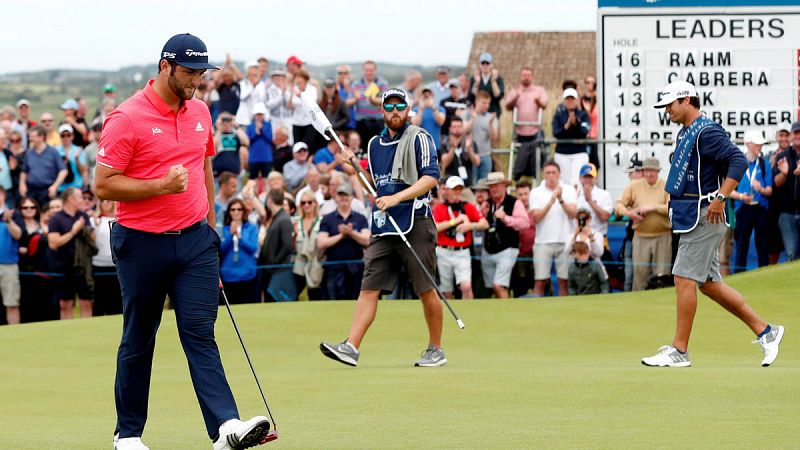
391,124,431,186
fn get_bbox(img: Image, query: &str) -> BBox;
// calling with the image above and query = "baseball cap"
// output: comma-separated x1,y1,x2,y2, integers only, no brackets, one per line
16,99,30,108
292,142,309,153
60,99,79,110
336,183,353,196
286,55,304,66
57,124,74,134
447,78,459,88
103,83,117,93
445,176,465,190
251,103,268,117
160,33,219,70
245,60,260,70
562,88,579,99
436,66,449,74
270,68,287,77
323,78,336,87
791,121,800,133
744,130,766,145
579,163,598,178
623,159,643,173
642,158,661,171
479,52,493,64
653,80,697,109
777,122,792,133
382,88,409,105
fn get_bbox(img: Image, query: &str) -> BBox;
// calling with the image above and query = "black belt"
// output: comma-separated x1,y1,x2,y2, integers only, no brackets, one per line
163,220,207,235
437,245,469,251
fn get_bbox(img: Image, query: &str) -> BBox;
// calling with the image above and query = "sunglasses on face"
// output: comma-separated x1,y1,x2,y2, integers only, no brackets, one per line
61,133,73,137
10,139,21,143
337,71,349,75
480,61,491,65
21,205,36,210
229,208,243,212
383,103,408,112
301,201,314,205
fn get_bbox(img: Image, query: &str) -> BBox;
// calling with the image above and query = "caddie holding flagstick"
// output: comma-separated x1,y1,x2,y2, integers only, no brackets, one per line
641,80,784,368
316,88,450,367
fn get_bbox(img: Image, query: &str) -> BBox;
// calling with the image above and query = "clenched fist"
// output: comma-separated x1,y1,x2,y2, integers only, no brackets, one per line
161,164,189,194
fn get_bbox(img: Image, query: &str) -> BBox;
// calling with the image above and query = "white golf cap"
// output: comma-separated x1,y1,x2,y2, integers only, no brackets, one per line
292,141,309,153
654,80,697,108
744,130,766,145
251,102,268,117
57,124,74,134
562,88,579,99
445,176,465,189
777,121,792,133
245,60,260,69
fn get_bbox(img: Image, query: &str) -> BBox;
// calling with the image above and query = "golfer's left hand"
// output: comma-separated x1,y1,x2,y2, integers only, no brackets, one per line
376,194,400,211
706,200,725,224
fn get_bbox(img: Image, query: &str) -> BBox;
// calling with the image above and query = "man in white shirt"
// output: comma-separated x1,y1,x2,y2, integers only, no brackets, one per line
235,61,267,127
529,160,578,296
575,163,613,236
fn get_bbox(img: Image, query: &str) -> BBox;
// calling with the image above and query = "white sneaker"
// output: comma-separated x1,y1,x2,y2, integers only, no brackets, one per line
213,416,271,450
753,324,784,367
641,345,692,367
113,434,149,450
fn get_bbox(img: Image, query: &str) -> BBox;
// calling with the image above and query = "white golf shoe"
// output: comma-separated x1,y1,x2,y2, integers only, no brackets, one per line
113,434,149,450
753,324,784,367
641,345,691,367
213,416,271,450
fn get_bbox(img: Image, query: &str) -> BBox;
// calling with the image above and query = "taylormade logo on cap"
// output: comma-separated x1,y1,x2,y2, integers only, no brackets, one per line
160,33,218,71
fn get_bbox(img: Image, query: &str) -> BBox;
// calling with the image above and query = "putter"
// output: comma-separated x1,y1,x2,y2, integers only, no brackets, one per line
301,95,465,329
219,280,279,443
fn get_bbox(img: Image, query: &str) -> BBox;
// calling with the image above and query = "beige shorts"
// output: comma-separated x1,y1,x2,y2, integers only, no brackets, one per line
533,243,570,280
436,247,472,292
0,264,21,307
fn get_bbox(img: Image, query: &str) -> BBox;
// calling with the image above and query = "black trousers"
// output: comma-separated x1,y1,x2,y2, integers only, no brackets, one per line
734,204,770,272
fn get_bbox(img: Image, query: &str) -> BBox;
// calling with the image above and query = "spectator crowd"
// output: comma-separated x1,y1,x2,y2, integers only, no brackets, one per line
1,52,798,325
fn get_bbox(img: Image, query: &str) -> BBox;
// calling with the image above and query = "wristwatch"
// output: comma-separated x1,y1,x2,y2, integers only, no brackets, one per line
714,193,726,203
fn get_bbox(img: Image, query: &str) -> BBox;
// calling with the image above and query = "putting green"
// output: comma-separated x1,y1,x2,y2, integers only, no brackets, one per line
1,262,798,449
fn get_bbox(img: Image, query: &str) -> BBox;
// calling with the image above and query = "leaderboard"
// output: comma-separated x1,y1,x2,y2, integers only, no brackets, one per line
597,1,800,199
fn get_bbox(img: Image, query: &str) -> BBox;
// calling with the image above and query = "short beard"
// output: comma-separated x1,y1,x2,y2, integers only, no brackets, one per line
386,115,406,132
521,80,532,86
168,74,194,101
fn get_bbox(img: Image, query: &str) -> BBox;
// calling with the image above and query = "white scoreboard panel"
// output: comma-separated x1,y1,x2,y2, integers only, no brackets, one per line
598,2,800,199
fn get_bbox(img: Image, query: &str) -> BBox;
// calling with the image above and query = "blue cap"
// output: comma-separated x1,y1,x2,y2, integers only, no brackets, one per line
160,33,219,70
60,98,79,110
579,163,597,178
479,52,493,64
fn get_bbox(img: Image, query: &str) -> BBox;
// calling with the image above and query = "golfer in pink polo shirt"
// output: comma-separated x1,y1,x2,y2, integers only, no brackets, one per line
95,33,270,450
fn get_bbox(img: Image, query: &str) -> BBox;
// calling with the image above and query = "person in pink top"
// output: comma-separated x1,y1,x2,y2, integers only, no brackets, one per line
581,75,600,169
94,34,270,450
505,67,548,180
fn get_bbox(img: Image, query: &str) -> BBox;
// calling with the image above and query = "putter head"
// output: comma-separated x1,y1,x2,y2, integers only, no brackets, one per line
262,429,278,443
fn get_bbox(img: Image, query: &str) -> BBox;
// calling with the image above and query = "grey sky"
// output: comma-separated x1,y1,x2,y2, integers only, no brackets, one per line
1,0,597,74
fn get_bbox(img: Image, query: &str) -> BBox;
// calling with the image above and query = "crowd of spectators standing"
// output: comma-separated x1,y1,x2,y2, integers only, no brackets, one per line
1,52,799,325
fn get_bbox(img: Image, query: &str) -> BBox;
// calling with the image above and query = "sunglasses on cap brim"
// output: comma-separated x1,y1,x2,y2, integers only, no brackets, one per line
383,103,408,112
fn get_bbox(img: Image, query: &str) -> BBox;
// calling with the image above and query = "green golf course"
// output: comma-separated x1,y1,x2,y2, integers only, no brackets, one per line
1,262,798,449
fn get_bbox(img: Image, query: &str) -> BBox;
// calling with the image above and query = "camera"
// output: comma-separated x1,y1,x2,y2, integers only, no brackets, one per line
578,216,587,228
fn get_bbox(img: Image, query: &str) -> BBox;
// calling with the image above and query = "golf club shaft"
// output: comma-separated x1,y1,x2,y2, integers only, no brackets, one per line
330,129,465,329
220,282,278,427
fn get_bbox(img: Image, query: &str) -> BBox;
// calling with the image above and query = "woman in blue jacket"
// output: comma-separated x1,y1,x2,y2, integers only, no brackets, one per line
220,199,260,303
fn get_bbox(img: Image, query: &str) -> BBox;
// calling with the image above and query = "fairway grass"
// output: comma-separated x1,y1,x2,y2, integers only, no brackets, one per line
1,262,798,449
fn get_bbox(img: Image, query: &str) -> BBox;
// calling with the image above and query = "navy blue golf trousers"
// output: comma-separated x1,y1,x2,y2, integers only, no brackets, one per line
111,221,239,439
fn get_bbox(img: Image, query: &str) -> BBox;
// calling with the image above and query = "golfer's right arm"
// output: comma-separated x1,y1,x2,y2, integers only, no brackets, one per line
94,164,188,201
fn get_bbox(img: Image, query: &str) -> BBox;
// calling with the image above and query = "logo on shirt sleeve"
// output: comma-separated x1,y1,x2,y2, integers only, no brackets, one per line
97,147,106,157
195,122,204,132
